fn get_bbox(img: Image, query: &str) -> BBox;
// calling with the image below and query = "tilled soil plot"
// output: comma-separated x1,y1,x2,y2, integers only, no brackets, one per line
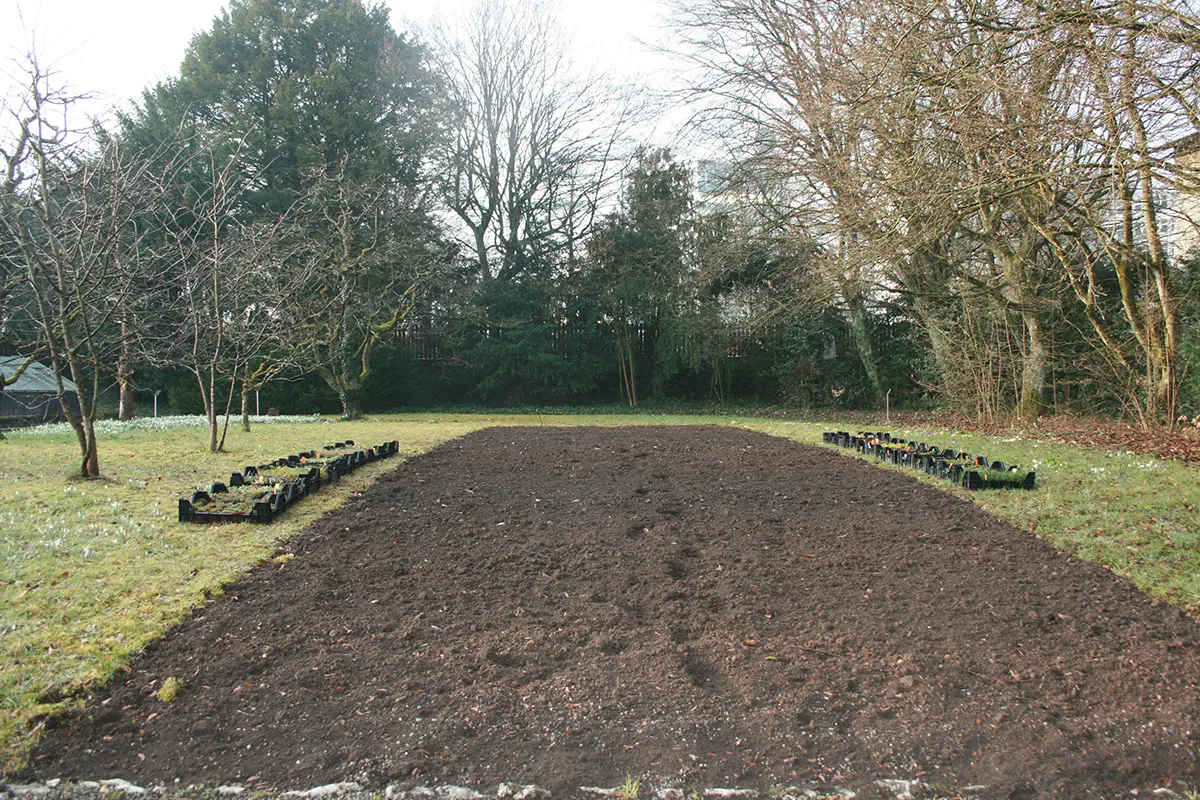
27,426,1200,798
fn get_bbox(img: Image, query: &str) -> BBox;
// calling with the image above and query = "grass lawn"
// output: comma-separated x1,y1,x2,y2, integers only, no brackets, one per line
1,411,1198,775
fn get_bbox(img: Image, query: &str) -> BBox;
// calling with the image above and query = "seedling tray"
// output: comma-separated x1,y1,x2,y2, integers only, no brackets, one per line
960,467,1037,491
178,483,295,524
824,430,1036,491
179,439,402,524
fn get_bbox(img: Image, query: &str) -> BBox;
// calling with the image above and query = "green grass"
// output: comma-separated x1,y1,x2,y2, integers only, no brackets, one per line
617,775,642,800
1,410,1198,776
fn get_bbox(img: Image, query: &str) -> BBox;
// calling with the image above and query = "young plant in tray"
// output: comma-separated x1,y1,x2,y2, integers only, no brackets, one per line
826,430,1036,491
978,467,1023,484
963,466,1037,490
247,464,323,486
199,473,293,506
194,484,276,515
182,466,308,523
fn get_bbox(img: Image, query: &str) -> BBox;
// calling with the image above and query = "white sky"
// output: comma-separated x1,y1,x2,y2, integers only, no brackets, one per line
0,0,676,129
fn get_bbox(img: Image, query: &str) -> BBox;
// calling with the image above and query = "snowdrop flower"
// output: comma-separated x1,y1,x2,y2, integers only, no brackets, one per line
17,413,321,438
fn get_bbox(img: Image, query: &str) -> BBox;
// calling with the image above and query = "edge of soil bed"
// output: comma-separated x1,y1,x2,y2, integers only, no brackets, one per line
0,775,1079,800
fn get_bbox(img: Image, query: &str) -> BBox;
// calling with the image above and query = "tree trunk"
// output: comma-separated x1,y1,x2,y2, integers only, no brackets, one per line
64,354,101,478
118,383,137,421
241,386,252,433
616,329,638,409
1015,311,1047,419
338,386,364,420
117,309,136,421
844,288,886,407
82,414,99,477
990,223,1049,421
216,374,237,452
1153,267,1179,424
197,370,218,453
911,293,954,389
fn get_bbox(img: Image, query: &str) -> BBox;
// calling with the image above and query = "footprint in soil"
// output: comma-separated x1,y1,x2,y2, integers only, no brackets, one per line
680,652,724,690
664,558,688,580
626,521,653,539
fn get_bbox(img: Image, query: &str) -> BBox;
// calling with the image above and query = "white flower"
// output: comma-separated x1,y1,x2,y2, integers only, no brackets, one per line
14,413,322,438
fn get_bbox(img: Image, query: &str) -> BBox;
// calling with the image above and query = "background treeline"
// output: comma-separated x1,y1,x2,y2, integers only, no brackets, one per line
3,0,1200,478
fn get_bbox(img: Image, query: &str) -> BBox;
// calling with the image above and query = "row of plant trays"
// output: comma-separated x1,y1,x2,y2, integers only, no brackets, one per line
822,430,1036,491
178,439,402,524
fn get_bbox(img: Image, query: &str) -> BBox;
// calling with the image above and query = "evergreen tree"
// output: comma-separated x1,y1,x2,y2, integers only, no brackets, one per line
120,0,444,419
587,148,694,406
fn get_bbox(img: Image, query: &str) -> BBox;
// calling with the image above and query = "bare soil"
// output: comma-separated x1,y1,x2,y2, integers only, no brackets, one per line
26,426,1200,798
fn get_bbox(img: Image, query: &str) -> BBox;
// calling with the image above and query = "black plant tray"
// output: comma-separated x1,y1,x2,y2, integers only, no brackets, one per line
959,469,1037,491
178,480,300,524
823,431,1037,491
179,440,402,524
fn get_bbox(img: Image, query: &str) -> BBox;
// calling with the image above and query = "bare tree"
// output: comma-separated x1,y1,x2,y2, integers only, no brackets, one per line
428,0,637,286
284,159,446,420
673,0,1200,423
671,0,898,405
863,0,1073,418
139,141,306,451
1039,0,1196,425
906,0,1200,424
0,51,159,475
